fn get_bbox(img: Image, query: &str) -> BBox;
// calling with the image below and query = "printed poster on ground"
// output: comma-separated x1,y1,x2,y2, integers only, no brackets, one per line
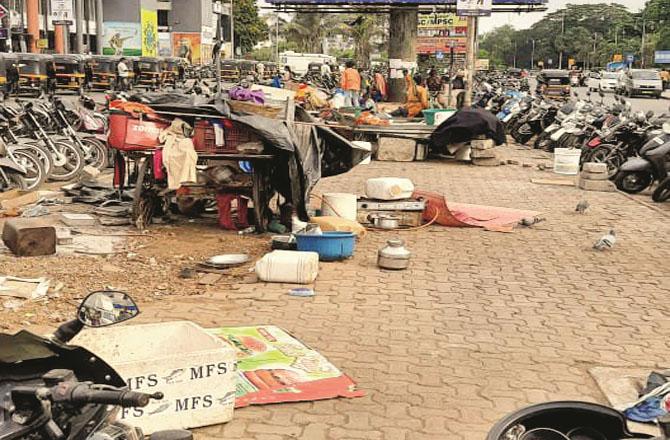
103,22,141,56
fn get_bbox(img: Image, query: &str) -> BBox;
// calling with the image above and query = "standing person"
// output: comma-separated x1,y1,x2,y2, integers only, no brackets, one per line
340,60,361,107
84,60,94,90
117,57,129,91
321,60,332,77
661,69,670,91
256,62,265,81
426,69,442,93
282,65,293,82
373,69,387,102
46,60,57,96
7,63,19,97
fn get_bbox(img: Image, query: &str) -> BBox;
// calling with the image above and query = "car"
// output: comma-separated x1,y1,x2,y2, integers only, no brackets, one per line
598,71,619,92
586,71,601,91
621,69,663,98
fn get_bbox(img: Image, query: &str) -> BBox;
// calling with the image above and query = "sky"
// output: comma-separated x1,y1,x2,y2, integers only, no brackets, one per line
478,0,646,34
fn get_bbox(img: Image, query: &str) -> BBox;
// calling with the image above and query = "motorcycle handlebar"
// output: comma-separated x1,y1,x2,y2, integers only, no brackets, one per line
51,383,163,408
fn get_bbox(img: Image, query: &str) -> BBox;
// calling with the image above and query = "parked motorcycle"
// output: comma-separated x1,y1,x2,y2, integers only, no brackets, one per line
614,123,670,194
0,290,193,440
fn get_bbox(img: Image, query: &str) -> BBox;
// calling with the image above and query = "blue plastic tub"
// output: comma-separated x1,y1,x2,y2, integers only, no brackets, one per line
295,232,356,261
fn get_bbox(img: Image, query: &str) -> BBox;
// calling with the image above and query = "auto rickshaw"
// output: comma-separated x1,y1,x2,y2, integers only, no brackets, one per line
263,62,279,81
136,56,162,90
0,53,18,96
239,60,258,81
161,57,186,88
53,54,86,93
536,69,571,100
15,53,52,96
90,55,134,91
220,59,240,82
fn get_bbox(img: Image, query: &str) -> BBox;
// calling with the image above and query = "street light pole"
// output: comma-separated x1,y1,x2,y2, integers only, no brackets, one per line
530,39,536,70
640,17,646,68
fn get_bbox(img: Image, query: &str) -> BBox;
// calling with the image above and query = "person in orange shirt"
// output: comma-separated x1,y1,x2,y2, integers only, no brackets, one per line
340,60,362,107
405,74,429,118
373,69,387,101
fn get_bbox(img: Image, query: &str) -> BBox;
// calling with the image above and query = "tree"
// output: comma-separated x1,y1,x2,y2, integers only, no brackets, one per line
480,25,516,67
336,15,387,67
233,0,269,55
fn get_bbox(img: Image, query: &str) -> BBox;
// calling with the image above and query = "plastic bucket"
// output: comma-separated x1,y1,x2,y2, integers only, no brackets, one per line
553,148,582,175
423,108,456,126
321,193,357,221
296,232,356,261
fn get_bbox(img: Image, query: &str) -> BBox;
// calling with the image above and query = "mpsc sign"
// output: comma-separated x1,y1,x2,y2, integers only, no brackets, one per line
50,0,74,25
655,51,670,64
457,0,493,16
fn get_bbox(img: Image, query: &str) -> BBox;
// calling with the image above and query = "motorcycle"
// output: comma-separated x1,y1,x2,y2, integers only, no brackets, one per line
614,123,670,194
487,401,656,440
0,290,193,440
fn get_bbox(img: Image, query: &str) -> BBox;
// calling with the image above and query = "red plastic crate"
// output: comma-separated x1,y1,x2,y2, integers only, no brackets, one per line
192,119,260,154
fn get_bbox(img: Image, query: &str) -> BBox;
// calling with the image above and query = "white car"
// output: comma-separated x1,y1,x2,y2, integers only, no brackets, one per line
587,71,619,92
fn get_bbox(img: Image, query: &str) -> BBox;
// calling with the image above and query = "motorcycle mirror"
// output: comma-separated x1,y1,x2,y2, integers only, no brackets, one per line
77,290,139,328
599,91,604,98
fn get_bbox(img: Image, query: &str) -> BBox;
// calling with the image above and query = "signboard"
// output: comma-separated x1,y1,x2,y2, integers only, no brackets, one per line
457,0,493,16
37,38,48,49
416,12,467,55
141,9,158,56
655,51,670,64
50,0,74,24
158,32,172,57
435,51,444,60
0,4,8,20
173,32,201,64
103,22,141,56
475,58,490,70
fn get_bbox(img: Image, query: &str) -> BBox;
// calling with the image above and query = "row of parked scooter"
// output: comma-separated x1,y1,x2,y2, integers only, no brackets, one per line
480,85,670,202
0,95,108,193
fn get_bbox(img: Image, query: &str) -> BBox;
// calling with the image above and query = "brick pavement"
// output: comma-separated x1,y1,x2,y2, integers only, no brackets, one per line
139,147,670,440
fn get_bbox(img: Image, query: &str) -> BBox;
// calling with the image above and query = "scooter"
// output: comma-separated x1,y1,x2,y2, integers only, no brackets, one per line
0,290,193,440
614,122,670,194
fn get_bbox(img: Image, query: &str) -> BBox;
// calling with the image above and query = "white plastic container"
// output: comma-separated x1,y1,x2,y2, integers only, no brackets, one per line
255,250,319,284
434,110,456,126
321,192,357,220
365,177,415,200
71,321,236,434
352,141,372,165
554,148,582,175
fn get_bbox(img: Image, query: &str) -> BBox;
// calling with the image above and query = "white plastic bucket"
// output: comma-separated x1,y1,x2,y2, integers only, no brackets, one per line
321,193,357,220
255,250,319,284
352,141,372,165
554,148,582,175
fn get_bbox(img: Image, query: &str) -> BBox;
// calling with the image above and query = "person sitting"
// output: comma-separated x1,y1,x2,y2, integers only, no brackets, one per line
405,74,429,118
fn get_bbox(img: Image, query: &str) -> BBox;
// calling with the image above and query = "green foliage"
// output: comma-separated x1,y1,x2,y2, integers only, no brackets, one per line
480,2,670,69
233,0,269,55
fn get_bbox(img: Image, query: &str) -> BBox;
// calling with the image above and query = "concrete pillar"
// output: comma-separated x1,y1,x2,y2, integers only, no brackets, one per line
26,0,40,52
95,0,103,54
464,16,477,107
54,25,65,54
387,7,417,103
75,0,83,52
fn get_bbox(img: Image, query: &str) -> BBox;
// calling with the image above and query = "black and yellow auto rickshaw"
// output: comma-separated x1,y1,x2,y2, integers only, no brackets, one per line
136,56,162,90
161,57,186,88
16,53,52,96
220,59,240,82
536,69,571,100
53,54,86,93
0,53,18,96
239,60,258,80
89,55,137,91
263,62,279,81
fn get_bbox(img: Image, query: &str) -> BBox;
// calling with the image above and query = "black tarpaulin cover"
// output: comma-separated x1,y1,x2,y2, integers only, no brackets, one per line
429,108,506,154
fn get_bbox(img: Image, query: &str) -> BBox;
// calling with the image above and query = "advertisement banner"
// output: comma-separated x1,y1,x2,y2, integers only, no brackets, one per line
457,0,493,16
416,36,467,55
173,33,201,64
418,13,467,37
103,22,141,56
655,51,670,64
50,0,73,24
141,9,158,56
158,32,172,57
267,0,545,5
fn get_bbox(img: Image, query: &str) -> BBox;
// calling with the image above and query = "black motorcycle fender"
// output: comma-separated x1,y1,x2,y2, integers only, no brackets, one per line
486,401,652,440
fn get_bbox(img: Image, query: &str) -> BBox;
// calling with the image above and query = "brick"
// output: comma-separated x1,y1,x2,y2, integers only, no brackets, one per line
577,178,616,192
376,137,417,162
580,171,609,180
582,162,608,173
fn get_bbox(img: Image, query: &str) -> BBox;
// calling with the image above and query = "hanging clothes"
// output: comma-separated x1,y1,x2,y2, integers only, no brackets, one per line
158,118,198,190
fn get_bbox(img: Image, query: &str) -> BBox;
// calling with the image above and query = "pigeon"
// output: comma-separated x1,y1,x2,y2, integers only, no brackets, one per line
575,200,590,214
518,217,546,227
593,230,616,251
